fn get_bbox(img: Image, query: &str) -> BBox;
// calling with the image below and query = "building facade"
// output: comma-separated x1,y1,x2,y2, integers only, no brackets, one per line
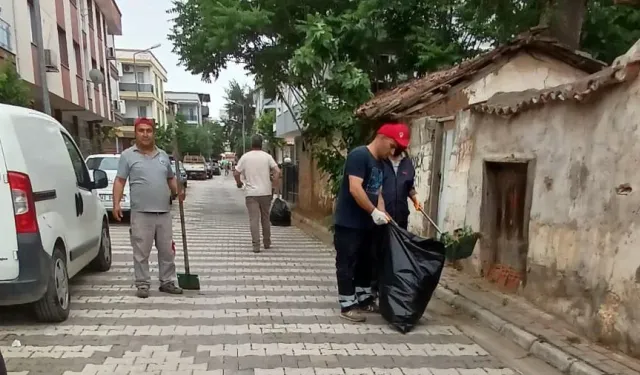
113,48,167,151
1,0,123,156
165,91,210,126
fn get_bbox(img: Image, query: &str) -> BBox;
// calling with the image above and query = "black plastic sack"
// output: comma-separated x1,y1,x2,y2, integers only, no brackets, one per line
378,222,446,333
0,349,6,375
270,197,291,226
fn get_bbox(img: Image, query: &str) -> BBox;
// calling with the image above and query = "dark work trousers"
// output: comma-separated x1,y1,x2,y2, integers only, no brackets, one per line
334,225,375,311
0,349,7,375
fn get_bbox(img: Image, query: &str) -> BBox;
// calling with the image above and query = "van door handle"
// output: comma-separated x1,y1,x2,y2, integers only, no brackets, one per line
78,193,84,215
75,193,81,217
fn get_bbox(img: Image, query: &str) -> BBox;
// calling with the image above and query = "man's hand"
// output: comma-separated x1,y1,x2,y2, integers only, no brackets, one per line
371,208,390,225
112,204,123,222
178,190,186,202
412,196,423,211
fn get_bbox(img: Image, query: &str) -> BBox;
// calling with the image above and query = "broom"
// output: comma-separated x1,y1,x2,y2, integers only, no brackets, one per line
172,146,200,290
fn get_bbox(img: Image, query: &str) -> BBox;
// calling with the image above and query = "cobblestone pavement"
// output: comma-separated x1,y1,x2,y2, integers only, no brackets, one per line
0,178,548,375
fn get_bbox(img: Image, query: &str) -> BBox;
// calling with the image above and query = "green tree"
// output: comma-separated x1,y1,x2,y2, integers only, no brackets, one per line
254,110,282,153
0,62,31,107
169,0,640,194
221,80,255,157
155,122,176,152
204,121,226,158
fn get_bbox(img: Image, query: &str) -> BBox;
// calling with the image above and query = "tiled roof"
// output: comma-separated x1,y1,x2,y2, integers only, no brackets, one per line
470,61,640,116
355,28,607,120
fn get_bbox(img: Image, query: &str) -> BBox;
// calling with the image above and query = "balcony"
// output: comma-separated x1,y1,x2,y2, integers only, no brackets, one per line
124,117,156,126
119,82,154,93
0,19,12,53
275,103,302,137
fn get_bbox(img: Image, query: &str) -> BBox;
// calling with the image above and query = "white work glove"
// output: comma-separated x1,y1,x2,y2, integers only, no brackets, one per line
371,208,390,225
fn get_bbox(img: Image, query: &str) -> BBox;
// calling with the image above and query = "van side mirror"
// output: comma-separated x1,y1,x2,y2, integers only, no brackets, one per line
93,169,109,189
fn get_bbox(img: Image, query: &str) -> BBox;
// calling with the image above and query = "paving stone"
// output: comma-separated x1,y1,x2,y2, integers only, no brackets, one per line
0,179,517,375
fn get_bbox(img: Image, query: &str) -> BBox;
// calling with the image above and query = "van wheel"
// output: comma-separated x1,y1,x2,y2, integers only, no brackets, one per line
34,247,70,322
91,222,112,272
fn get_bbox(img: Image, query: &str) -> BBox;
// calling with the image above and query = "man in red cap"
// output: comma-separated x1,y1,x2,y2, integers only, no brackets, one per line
113,117,185,298
333,123,410,322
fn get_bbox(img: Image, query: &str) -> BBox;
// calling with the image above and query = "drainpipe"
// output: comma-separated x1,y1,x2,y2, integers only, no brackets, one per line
32,0,51,115
10,0,19,74
80,0,92,112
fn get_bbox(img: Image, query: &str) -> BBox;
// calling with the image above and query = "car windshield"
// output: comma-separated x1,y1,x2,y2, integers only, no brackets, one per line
86,156,119,171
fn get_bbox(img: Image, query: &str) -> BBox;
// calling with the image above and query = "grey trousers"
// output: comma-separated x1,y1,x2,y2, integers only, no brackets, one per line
245,195,272,249
130,211,176,289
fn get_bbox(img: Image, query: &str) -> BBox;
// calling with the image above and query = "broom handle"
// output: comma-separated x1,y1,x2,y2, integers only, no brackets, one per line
176,161,190,275
419,208,443,235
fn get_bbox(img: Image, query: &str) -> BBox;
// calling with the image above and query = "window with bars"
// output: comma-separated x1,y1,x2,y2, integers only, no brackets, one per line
58,27,69,67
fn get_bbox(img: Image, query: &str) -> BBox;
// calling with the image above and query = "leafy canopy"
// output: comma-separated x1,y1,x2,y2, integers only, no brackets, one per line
169,0,640,194
0,62,31,108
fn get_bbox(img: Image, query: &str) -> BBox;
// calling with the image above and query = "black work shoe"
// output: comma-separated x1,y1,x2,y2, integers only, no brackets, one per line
340,309,366,322
159,283,183,295
253,247,261,253
136,288,149,299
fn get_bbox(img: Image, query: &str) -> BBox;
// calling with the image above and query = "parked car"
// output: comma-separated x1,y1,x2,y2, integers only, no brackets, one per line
85,154,131,217
211,161,221,176
183,155,208,180
0,104,112,322
205,161,213,179
171,160,188,189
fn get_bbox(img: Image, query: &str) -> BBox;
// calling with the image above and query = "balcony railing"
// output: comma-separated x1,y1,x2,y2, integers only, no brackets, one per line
0,19,12,52
183,115,199,122
124,117,156,125
119,82,154,93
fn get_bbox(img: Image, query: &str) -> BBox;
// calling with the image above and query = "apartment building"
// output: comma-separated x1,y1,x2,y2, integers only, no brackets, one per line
114,48,167,150
0,0,123,156
165,91,210,126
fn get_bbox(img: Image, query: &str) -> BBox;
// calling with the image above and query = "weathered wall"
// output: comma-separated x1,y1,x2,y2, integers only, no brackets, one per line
296,143,334,220
407,52,590,235
444,76,640,356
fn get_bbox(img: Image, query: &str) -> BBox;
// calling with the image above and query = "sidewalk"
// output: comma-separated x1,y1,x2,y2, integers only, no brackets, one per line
291,212,640,375
435,269,640,375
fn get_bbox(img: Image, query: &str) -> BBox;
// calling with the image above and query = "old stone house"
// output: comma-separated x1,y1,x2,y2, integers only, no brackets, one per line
356,30,606,237
439,40,640,356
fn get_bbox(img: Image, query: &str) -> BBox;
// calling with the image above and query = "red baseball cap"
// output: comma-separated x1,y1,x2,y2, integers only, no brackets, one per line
377,123,410,149
134,117,154,128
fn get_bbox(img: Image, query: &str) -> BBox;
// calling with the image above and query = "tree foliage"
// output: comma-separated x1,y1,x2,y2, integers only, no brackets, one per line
254,109,282,153
0,62,31,107
169,0,640,194
155,114,226,159
220,80,255,158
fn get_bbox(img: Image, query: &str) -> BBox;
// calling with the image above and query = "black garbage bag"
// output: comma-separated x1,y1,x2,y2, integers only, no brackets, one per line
0,349,6,375
270,197,292,226
378,222,446,333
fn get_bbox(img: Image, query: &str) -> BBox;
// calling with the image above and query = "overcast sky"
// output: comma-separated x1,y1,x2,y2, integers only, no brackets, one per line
114,0,252,118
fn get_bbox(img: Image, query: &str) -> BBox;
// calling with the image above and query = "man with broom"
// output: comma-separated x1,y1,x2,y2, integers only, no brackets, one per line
113,117,185,299
333,123,410,322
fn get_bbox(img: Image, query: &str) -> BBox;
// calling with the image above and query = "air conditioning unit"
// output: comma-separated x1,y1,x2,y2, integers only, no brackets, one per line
106,47,116,60
122,64,133,73
44,49,59,72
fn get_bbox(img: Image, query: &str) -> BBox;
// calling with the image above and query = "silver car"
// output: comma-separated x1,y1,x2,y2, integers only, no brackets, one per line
85,154,131,214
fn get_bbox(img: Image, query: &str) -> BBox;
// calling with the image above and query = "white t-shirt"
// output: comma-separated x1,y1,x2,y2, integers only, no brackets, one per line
235,150,278,196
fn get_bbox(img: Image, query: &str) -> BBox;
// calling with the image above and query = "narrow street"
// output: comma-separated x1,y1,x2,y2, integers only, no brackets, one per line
0,177,562,375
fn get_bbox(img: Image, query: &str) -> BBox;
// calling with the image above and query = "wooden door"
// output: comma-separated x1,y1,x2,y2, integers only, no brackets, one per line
482,161,531,291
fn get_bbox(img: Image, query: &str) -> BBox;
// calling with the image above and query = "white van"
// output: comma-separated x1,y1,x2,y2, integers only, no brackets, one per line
85,154,131,215
0,104,112,322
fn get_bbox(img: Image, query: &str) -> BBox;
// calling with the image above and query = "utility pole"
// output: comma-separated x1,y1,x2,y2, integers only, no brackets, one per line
132,44,161,119
32,0,51,115
241,104,246,155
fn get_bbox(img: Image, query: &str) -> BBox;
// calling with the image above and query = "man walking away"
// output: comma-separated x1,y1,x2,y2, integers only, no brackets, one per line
333,123,410,322
234,135,281,253
113,117,185,298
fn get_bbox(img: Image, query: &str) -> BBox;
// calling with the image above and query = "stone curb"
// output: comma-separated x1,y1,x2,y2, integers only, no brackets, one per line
434,287,605,375
291,211,334,246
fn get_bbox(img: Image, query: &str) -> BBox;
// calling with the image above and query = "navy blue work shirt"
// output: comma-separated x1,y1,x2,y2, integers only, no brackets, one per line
334,146,384,229
382,157,416,225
